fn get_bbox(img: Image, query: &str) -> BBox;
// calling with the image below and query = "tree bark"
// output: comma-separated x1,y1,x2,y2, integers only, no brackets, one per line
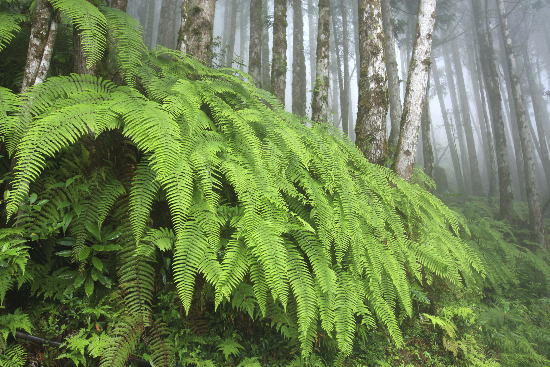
421,70,434,180
261,0,271,90
157,0,178,49
471,0,514,221
380,0,402,155
522,45,550,193
393,0,436,181
432,63,464,193
249,0,262,86
330,34,340,126
311,0,336,122
336,0,350,137
177,0,217,63
271,0,287,105
442,49,471,194
144,0,156,48
307,0,317,91
291,0,307,116
355,0,388,165
21,0,56,92
110,0,128,11
451,45,483,196
239,2,249,71
496,0,546,249
224,0,239,66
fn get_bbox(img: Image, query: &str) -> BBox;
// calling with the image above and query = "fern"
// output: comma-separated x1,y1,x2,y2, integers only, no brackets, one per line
3,47,484,359
0,344,26,367
99,315,143,367
0,12,25,52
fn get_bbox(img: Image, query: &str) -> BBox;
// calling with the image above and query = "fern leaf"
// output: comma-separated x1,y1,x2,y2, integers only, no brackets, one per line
99,315,143,367
129,157,160,242
145,321,175,367
0,12,25,51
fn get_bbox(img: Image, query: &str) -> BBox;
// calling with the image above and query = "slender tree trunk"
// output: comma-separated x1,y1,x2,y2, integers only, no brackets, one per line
338,0,350,136
422,70,434,180
292,0,307,116
307,0,317,90
432,63,464,193
331,17,346,133
239,3,249,70
177,0,217,62
144,0,156,48
498,31,526,201
355,0,388,165
311,0,330,122
261,0,271,90
497,0,545,248
523,45,550,193
471,0,514,221
442,50,471,194
451,45,483,196
393,0,436,181
157,0,178,49
249,0,262,86
380,0,402,155
225,0,239,66
271,0,287,105
22,0,58,92
330,34,340,126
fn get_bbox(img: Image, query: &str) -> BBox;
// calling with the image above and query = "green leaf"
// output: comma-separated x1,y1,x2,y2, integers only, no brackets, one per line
74,273,86,288
74,202,82,217
84,276,94,296
85,222,101,241
29,193,37,204
92,244,104,251
102,244,122,252
92,257,103,271
57,200,72,210
66,175,82,187
63,212,75,233
78,247,92,261
55,250,73,257
103,231,121,242
217,338,243,360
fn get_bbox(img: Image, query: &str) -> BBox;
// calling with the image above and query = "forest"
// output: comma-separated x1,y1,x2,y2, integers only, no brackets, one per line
0,0,549,365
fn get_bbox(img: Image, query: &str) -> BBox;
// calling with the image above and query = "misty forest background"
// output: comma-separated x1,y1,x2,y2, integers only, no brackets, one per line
0,0,550,365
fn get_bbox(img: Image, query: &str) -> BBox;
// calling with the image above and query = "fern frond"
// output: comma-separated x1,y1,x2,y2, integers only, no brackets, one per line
99,315,143,367
49,0,106,68
0,12,25,52
144,321,174,367
129,157,160,242
101,6,146,86
0,87,18,145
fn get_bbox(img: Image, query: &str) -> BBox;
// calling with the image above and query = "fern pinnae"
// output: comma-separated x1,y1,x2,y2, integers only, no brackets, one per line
145,321,175,367
216,237,249,307
129,157,160,242
99,315,143,367
0,11,26,52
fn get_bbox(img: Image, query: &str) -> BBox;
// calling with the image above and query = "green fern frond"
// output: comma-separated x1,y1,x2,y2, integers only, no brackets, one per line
99,315,143,367
144,321,175,367
0,344,26,367
0,12,25,52
129,158,160,242
101,6,146,86
0,87,18,144
49,0,106,68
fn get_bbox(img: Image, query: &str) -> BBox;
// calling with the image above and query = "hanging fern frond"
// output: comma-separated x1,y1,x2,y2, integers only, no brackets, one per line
0,86,18,144
99,315,143,367
0,12,25,52
144,321,175,367
101,6,146,86
49,0,106,68
129,158,160,243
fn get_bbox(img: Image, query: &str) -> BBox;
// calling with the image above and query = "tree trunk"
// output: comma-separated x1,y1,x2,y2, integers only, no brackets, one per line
311,0,336,122
144,0,156,48
22,0,57,92
380,0,402,155
421,70,434,180
239,2,249,71
331,17,345,132
354,0,388,165
271,0,287,105
225,0,239,66
523,45,550,193
177,0,217,62
249,0,262,86
471,0,514,221
451,45,483,196
432,63,464,193
261,0,271,90
393,0,436,181
330,33,340,126
467,26,498,198
307,0,317,91
442,50,470,194
157,0,178,49
292,0,307,116
110,0,128,11
496,0,545,248
337,0,350,137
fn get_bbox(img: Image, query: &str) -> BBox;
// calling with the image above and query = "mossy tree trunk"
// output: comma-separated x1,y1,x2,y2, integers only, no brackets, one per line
291,0,307,116
393,0,436,181
177,0,217,63
271,0,287,105
311,0,330,123
497,0,546,249
380,0,402,157
249,0,262,87
21,0,58,92
355,0,388,165
471,0,514,221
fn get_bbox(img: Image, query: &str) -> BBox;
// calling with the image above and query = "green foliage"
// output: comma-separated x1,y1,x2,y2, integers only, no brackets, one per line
0,12,25,52
0,344,26,367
